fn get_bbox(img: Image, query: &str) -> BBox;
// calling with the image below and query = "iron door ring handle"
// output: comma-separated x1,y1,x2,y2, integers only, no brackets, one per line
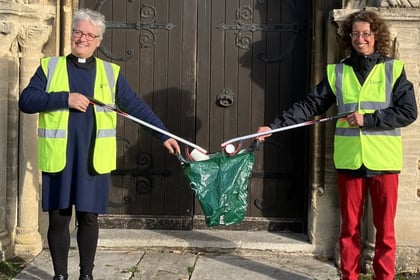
216,89,235,107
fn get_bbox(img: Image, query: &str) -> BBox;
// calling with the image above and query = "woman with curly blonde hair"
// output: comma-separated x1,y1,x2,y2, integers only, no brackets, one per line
256,10,417,280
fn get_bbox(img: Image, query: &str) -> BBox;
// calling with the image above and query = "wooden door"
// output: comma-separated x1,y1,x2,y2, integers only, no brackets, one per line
194,0,312,232
79,0,312,232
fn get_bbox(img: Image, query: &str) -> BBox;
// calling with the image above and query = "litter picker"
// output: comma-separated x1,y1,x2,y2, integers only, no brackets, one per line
221,112,351,149
87,96,208,154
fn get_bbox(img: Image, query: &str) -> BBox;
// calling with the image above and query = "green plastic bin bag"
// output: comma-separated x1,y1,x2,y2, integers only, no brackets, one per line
182,151,255,227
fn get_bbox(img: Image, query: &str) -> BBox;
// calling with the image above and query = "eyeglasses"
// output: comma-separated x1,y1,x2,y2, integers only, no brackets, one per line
349,31,373,39
72,29,99,41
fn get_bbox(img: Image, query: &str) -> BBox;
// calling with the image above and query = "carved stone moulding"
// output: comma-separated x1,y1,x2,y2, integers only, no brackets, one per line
343,0,420,8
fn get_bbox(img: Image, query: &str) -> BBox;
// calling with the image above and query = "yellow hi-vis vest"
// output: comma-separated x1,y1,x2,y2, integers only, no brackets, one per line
38,56,120,174
327,59,404,171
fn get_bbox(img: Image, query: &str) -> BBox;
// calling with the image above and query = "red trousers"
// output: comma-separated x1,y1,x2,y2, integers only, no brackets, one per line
337,173,398,280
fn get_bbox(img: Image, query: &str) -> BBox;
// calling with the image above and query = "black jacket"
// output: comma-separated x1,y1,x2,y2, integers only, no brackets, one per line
268,52,417,176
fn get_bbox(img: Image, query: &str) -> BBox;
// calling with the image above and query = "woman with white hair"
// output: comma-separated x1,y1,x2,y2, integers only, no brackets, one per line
19,8,180,280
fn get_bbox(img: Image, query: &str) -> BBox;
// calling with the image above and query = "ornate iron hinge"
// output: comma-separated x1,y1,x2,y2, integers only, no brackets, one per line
95,0,176,61
108,137,172,208
217,4,306,63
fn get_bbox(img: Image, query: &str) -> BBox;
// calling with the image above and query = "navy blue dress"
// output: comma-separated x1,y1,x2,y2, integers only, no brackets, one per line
19,55,169,214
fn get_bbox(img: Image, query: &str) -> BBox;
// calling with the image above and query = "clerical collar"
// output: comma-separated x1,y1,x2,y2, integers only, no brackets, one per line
68,54,95,69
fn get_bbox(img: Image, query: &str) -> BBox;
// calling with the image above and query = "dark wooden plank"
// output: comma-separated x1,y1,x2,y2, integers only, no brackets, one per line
256,0,281,218
147,0,170,215
247,0,267,217
195,0,212,146
111,0,140,216
238,0,258,139
208,0,226,152
181,0,198,144
178,0,198,216
134,0,156,214
222,0,239,141
163,0,184,214
196,0,211,154
236,0,257,148
194,0,212,216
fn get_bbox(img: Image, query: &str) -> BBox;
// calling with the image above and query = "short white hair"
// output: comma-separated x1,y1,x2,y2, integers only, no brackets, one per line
72,8,106,40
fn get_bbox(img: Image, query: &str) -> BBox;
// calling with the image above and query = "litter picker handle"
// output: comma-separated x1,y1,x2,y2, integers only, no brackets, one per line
87,96,208,154
221,112,351,148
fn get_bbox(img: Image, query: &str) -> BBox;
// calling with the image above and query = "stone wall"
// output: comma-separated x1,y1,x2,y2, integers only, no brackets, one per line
0,0,57,259
0,0,420,275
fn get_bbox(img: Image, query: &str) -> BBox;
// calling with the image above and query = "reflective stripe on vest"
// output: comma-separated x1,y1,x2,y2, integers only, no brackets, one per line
38,56,119,173
327,60,404,170
38,127,66,138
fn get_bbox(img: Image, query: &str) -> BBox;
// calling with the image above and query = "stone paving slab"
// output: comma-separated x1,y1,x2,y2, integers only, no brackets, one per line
14,229,341,280
15,250,145,280
131,250,196,280
190,254,340,280
15,249,340,280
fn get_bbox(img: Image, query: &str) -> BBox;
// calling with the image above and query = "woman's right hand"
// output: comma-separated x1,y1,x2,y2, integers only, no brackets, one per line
68,93,90,112
256,126,272,142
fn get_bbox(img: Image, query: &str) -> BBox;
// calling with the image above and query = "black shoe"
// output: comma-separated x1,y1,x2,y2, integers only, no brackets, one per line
53,274,68,280
79,275,93,280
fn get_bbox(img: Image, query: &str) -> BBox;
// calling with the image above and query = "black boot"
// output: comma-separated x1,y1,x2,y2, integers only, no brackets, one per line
53,274,68,280
79,275,93,280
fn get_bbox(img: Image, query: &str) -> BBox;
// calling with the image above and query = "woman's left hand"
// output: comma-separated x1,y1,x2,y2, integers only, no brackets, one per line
346,112,364,127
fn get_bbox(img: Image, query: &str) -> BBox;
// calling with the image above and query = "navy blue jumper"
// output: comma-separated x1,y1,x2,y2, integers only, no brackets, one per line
19,54,170,213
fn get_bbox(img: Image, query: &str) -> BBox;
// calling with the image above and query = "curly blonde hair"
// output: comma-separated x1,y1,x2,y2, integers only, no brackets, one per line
339,10,392,57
